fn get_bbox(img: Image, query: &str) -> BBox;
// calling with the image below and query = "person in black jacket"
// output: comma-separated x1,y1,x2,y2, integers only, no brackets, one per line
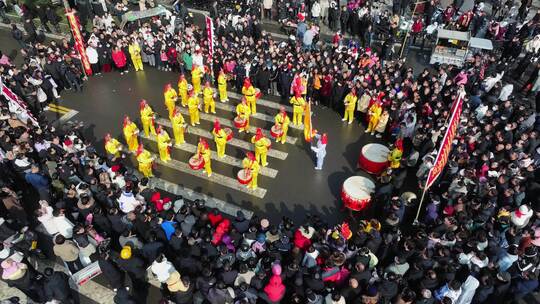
45,6,61,33
98,251,125,289
43,267,76,304
11,24,25,49
23,18,37,44
34,4,51,33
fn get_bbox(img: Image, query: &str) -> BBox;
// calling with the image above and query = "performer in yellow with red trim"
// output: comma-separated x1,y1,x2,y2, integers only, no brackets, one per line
388,138,404,169
217,69,228,103
136,143,154,178
163,83,178,119
171,108,186,146
366,99,383,135
191,64,203,95
242,77,257,114
178,74,189,107
123,116,139,152
274,107,290,144
251,128,270,167
104,133,122,157
243,152,260,190
212,120,227,158
197,138,212,177
128,39,143,72
140,100,156,137
203,81,216,114
156,126,172,163
187,89,201,126
342,88,358,124
236,97,251,133
290,91,306,126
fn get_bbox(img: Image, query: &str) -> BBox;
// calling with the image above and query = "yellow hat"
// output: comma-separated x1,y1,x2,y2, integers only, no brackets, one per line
120,246,132,259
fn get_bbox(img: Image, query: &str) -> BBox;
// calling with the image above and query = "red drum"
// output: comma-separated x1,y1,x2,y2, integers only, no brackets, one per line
189,155,205,170
270,124,283,138
237,169,252,185
341,176,376,212
255,88,262,99
358,143,390,174
234,116,247,129
224,128,233,141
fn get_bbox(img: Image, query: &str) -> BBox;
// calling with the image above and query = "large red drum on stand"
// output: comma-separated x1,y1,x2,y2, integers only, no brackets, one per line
237,169,253,185
358,143,390,174
234,116,247,129
341,176,376,212
189,155,205,170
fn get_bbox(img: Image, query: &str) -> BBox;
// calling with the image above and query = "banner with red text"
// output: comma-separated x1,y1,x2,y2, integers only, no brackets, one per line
424,93,464,189
0,77,38,126
205,16,214,63
66,10,92,76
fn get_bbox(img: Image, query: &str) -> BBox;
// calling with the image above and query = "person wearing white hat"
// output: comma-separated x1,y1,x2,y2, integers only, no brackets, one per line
511,204,533,229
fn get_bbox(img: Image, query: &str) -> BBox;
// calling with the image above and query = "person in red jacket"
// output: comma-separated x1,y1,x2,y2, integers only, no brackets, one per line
263,267,285,303
112,46,128,75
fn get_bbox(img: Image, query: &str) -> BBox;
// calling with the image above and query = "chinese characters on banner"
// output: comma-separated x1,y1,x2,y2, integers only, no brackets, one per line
424,93,464,189
66,10,92,76
204,16,214,64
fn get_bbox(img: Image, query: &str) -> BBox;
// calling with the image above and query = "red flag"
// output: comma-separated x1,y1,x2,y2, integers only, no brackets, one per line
66,10,92,76
424,94,464,189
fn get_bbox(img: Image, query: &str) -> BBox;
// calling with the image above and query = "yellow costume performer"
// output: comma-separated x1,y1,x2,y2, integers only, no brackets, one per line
290,92,306,126
163,83,178,119
236,98,251,133
342,89,358,124
197,138,212,177
217,70,228,102
274,107,290,144
203,82,216,114
388,139,403,169
212,120,228,158
242,77,257,114
128,41,143,72
140,100,156,137
156,126,172,162
191,64,203,95
187,90,201,126
136,144,154,178
123,116,139,152
178,74,189,107
243,152,260,190
104,133,122,157
251,128,270,167
171,108,186,146
367,101,383,135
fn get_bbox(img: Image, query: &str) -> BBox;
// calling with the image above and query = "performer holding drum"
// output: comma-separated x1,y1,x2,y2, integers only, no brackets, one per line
242,77,258,114
171,108,186,146
240,152,260,190
178,74,189,107
235,98,251,133
156,126,172,163
187,89,201,126
251,128,271,167
217,69,229,103
104,133,122,158
123,115,139,152
196,138,212,177
272,107,290,144
290,91,306,126
140,99,157,137
163,83,178,119
136,143,154,178
203,81,216,114
212,119,231,158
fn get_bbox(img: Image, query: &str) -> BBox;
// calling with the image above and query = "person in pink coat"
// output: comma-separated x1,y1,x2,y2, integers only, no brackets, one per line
263,263,285,303
112,46,128,75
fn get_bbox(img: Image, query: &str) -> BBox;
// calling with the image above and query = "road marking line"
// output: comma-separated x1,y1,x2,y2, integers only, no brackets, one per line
58,110,79,122
148,177,254,219
165,106,298,144
155,117,289,160
213,97,303,131
139,133,278,178
47,106,70,114
126,151,267,198
49,103,72,112
227,91,294,112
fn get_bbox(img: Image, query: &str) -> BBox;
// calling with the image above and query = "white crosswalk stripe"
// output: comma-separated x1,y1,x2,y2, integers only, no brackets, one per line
140,133,278,178
227,91,293,112
155,117,289,160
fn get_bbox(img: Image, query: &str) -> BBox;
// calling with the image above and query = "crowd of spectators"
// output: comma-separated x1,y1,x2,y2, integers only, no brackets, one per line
0,0,539,304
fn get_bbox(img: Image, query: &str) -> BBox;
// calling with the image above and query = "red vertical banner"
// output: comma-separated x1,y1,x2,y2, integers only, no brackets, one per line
66,10,92,76
205,15,214,74
424,93,464,189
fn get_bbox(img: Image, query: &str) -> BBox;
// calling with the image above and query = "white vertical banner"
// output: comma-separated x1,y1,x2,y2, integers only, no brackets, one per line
0,77,39,126
204,16,214,65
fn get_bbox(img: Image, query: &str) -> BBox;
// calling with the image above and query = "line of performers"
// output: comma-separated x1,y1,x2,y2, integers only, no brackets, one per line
103,69,304,190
